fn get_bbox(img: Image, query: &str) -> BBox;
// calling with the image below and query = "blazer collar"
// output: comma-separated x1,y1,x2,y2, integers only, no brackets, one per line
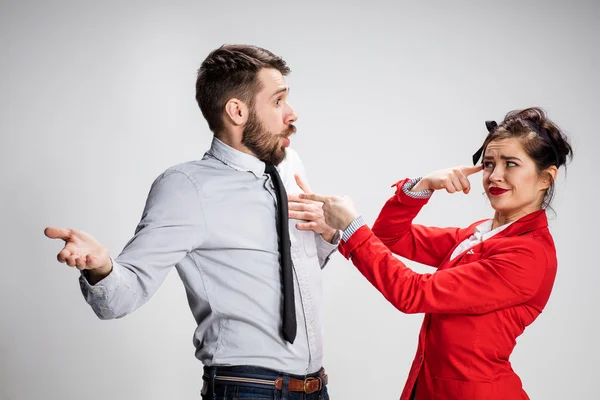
494,209,548,239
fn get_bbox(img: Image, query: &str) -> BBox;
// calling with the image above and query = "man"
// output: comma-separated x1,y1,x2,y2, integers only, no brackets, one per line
45,44,338,399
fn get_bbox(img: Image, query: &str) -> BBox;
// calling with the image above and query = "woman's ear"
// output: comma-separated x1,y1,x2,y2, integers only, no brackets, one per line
542,165,558,189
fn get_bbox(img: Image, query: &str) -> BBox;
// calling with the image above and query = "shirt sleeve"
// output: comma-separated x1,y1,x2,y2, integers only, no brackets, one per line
342,215,366,242
402,177,434,199
79,169,205,319
315,229,341,269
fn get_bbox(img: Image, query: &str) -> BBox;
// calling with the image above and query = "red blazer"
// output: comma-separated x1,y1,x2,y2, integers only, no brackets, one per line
339,178,557,400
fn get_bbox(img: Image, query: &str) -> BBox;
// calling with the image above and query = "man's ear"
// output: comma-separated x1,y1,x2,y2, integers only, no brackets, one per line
224,98,249,126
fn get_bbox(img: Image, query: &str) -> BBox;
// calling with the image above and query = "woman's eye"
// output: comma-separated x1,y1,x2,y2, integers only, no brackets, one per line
484,162,494,169
506,161,517,167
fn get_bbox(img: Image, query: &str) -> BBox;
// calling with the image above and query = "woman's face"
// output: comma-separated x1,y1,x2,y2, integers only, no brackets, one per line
482,137,554,219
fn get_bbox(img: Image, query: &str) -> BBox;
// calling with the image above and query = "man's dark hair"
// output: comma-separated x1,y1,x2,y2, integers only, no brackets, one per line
195,44,290,134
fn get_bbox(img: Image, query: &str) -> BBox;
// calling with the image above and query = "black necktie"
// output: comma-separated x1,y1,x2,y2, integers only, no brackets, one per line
264,164,297,344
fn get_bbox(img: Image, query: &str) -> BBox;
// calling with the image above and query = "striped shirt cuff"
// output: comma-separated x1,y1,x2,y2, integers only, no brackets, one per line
342,215,366,242
403,177,434,199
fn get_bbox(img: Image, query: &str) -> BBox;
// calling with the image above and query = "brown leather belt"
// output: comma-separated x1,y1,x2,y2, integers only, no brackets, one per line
210,369,328,394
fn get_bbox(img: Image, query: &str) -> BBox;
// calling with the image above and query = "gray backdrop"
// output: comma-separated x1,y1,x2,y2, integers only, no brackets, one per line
1,0,598,399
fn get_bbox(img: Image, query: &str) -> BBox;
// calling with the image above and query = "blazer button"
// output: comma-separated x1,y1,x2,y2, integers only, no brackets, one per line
419,355,423,362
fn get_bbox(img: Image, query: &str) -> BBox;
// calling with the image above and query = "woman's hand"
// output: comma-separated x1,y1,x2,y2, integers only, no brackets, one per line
288,174,338,243
412,164,483,194
298,193,359,231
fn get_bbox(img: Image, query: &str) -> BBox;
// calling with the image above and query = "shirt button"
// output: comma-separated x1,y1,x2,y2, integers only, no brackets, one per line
419,355,423,362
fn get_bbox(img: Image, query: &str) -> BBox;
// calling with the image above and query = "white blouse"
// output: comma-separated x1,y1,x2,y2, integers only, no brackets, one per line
449,219,514,261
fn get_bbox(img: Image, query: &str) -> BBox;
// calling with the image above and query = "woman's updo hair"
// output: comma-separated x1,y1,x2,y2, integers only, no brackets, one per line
481,107,573,209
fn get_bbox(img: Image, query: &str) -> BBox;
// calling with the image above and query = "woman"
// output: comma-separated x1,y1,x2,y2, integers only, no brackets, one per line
300,108,573,400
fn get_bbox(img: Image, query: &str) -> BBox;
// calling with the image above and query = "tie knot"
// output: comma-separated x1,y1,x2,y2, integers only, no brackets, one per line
264,164,277,174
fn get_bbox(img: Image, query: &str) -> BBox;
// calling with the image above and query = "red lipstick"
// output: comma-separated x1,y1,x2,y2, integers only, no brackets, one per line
489,187,509,196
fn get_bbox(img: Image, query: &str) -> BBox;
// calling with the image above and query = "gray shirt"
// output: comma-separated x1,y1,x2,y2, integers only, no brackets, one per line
79,137,339,375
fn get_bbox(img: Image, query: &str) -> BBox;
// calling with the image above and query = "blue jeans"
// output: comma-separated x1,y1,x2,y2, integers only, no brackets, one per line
202,365,330,400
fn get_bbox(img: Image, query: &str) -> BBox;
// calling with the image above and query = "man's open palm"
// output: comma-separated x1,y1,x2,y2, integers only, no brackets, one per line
44,227,111,272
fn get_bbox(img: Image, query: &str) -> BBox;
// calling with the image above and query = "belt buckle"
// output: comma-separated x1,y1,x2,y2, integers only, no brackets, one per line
303,377,321,394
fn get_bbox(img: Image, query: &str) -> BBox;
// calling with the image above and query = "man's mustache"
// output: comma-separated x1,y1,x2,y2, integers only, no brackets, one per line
283,124,296,137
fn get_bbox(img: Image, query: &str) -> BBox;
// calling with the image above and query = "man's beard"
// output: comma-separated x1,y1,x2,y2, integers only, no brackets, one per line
242,108,296,166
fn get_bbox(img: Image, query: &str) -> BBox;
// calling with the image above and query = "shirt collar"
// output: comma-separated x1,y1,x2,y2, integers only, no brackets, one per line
206,137,266,178
473,219,514,241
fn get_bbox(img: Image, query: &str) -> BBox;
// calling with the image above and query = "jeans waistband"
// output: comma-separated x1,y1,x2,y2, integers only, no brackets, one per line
202,365,327,395
204,365,325,381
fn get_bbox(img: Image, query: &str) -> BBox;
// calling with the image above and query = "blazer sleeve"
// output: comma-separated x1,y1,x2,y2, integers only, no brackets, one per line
338,225,549,315
372,178,463,268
